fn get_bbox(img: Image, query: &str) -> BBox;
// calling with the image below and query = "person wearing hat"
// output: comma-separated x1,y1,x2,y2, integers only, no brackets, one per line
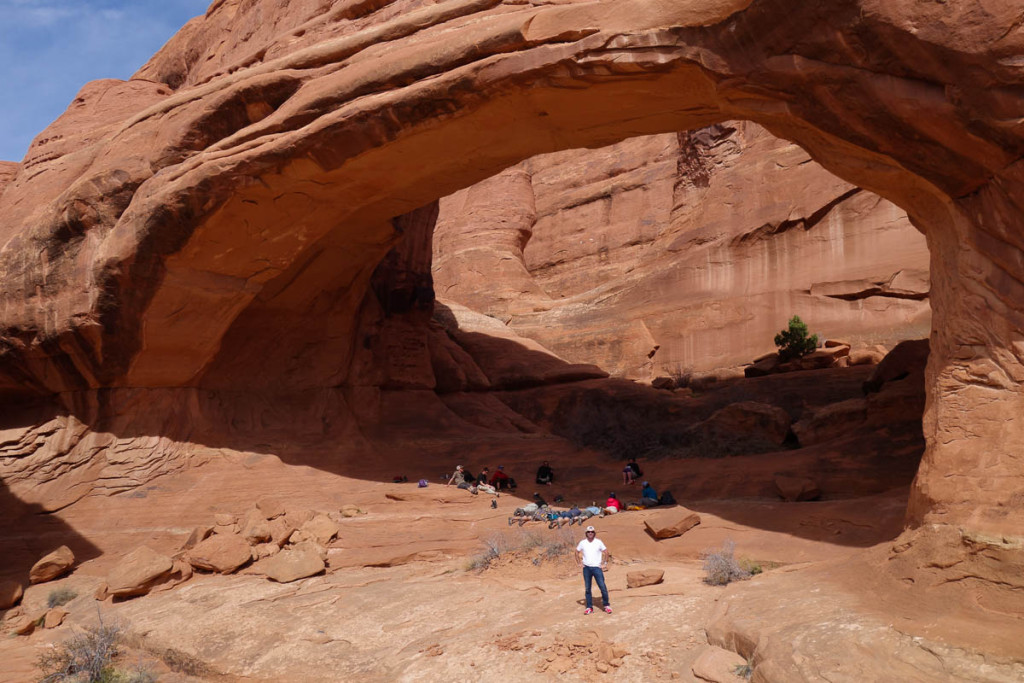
575,526,612,614
489,465,513,491
641,481,659,507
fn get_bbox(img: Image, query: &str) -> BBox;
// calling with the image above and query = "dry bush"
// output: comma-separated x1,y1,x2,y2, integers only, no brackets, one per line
38,615,122,683
160,648,210,677
47,587,78,609
701,540,752,586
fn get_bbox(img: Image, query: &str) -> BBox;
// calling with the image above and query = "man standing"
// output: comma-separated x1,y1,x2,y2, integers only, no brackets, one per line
575,525,612,614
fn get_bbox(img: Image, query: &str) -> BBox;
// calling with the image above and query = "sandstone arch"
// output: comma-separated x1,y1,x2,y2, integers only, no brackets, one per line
0,0,1022,550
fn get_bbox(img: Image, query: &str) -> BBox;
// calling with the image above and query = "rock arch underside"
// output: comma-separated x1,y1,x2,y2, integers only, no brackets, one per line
1,0,1023,679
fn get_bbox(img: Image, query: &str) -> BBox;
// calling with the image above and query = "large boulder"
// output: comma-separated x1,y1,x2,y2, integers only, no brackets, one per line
644,511,701,540
186,534,252,574
864,339,929,393
256,548,325,583
103,546,181,598
692,646,748,683
30,546,75,584
626,569,665,588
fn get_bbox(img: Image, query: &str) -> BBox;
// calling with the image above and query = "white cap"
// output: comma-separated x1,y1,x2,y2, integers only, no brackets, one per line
585,526,596,532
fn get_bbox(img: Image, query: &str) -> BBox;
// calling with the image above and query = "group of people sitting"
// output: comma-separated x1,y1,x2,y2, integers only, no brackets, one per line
446,464,516,495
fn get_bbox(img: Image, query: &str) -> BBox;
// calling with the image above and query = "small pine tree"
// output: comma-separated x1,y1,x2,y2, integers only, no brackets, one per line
774,315,819,362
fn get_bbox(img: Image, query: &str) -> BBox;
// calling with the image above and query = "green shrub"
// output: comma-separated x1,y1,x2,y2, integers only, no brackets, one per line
774,315,819,362
47,587,78,609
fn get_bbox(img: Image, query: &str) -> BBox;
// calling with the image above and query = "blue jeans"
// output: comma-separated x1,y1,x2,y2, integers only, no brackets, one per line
582,566,609,609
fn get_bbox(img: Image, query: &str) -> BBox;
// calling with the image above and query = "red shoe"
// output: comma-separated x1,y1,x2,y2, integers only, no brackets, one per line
583,608,593,615
603,606,612,614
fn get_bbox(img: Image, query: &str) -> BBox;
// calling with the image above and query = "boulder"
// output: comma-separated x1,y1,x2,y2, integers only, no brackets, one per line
848,347,885,366
300,514,340,545
268,516,298,547
30,546,75,584
105,546,176,598
644,510,701,540
187,534,253,574
774,475,822,502
10,615,36,636
257,497,286,520
0,580,23,609
651,376,675,390
692,646,749,683
864,339,929,393
252,543,281,560
256,547,326,583
43,607,68,629
626,569,665,588
824,339,851,349
242,516,273,545
744,354,779,378
179,525,214,552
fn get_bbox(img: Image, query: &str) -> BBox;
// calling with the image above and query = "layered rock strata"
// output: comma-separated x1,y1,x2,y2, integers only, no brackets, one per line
433,123,930,378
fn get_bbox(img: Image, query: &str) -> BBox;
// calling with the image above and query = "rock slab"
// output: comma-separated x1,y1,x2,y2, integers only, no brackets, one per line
644,511,701,540
29,546,75,584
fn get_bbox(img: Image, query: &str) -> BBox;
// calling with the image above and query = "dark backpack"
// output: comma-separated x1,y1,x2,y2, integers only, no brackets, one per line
658,490,676,506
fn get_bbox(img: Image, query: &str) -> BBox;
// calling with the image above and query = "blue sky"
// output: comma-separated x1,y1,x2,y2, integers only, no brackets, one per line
0,0,210,161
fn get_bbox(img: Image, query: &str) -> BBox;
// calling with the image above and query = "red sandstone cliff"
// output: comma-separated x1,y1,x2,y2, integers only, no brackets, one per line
434,123,930,378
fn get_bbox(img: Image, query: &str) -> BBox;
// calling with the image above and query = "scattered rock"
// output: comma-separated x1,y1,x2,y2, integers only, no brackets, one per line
626,569,665,588
268,516,298,547
774,475,822,502
286,509,316,528
30,546,75,584
180,525,214,552
644,510,701,540
10,614,36,636
242,517,273,545
692,645,748,683
744,354,779,378
253,542,281,560
596,661,610,673
340,505,361,518
300,514,340,545
187,534,253,574
0,579,23,609
105,546,182,598
256,547,325,583
257,497,286,520
43,607,68,629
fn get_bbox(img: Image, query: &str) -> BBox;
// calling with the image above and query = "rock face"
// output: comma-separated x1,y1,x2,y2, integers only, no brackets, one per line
434,124,930,378
0,0,1020,619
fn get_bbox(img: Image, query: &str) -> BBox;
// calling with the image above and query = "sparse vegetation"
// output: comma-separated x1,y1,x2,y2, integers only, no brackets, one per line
774,315,819,362
733,658,754,680
701,540,752,586
159,648,209,677
466,528,576,572
38,614,123,683
47,587,78,609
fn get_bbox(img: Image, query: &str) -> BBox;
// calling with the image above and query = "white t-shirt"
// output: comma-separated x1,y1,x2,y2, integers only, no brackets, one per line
576,537,607,567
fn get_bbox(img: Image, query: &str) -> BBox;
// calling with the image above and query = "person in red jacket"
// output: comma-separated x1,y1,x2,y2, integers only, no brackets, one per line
604,492,623,514
489,465,513,491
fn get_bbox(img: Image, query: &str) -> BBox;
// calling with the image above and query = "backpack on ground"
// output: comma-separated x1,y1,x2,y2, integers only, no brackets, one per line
658,490,676,506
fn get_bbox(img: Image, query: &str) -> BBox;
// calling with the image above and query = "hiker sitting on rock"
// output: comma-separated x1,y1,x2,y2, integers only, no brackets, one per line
490,465,515,491
536,460,554,486
641,481,659,507
447,465,474,491
622,458,642,485
475,468,498,496
604,492,623,515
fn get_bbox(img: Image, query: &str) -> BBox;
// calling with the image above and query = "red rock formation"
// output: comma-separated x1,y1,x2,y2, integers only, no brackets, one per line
0,0,1020,612
434,124,930,378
